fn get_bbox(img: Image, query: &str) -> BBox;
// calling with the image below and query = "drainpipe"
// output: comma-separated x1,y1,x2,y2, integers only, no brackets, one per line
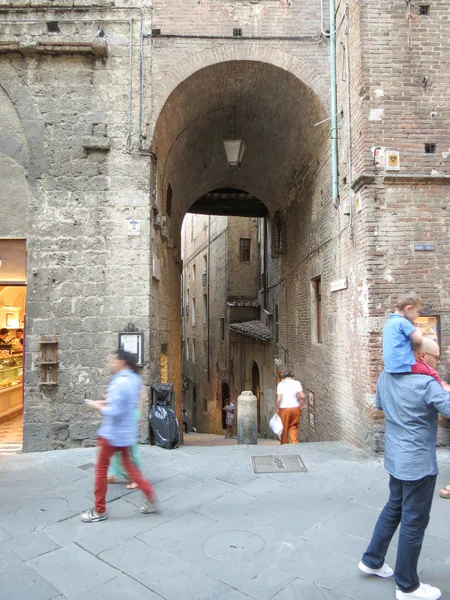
207,215,211,383
330,0,339,209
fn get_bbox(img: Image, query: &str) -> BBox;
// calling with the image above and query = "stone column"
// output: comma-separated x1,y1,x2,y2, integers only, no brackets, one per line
237,391,258,445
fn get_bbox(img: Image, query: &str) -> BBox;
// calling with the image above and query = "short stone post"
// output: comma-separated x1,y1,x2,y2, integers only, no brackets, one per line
237,390,258,445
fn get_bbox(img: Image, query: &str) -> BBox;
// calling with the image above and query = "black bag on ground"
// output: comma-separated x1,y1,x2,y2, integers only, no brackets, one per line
148,386,180,449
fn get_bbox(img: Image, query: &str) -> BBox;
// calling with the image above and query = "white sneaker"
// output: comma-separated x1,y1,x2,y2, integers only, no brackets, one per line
396,583,442,600
358,560,394,578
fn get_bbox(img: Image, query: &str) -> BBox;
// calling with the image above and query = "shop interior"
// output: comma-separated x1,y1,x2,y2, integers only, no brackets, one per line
0,285,26,446
0,239,26,449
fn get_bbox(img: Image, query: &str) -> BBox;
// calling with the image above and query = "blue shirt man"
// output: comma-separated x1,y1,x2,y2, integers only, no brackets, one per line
359,338,450,600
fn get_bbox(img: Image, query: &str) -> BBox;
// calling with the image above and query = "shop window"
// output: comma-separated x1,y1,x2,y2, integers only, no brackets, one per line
312,277,322,343
239,238,251,262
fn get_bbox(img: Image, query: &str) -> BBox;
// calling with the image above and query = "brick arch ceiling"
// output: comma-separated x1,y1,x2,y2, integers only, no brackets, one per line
152,60,328,231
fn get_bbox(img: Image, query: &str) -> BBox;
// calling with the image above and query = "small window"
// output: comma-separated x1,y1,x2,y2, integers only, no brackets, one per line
203,397,208,412
47,21,60,33
186,338,190,361
239,238,251,262
192,339,196,364
192,264,196,282
191,214,195,242
192,298,196,327
220,317,225,342
166,184,172,217
203,294,208,326
419,5,430,15
233,28,243,37
275,304,280,343
312,277,322,344
425,143,436,154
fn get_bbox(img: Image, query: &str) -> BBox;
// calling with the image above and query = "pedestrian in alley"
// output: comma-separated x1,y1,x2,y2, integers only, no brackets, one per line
358,337,450,600
223,398,235,438
182,408,189,434
81,350,158,523
276,369,305,445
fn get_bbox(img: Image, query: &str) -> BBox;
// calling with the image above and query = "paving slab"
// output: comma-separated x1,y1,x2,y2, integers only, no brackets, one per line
29,543,119,598
75,574,164,600
0,564,61,600
271,578,351,599
6,531,60,561
99,537,230,600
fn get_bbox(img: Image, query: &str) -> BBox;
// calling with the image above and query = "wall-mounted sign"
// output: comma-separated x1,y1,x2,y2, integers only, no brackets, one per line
330,277,348,292
127,219,141,236
385,150,400,171
118,331,144,367
414,244,435,252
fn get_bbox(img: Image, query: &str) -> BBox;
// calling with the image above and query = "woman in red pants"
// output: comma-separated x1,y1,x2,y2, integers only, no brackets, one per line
276,369,305,445
81,350,157,522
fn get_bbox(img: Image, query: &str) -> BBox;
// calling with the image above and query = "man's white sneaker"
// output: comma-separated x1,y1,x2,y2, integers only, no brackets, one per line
396,583,442,600
358,560,394,578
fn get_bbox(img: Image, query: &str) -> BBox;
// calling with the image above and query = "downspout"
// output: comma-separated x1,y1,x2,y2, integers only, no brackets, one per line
263,218,268,310
330,0,339,208
207,215,211,383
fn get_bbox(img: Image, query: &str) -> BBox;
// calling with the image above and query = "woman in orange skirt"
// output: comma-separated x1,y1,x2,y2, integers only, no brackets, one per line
276,369,305,445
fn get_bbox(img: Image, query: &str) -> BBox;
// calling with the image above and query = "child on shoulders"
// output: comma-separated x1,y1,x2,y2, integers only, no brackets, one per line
383,292,424,374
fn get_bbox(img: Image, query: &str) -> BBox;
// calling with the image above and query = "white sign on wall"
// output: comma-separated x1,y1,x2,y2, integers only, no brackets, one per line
330,277,348,292
127,219,141,236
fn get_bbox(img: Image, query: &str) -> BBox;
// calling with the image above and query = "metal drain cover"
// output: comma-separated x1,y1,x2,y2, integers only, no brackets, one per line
77,462,95,471
251,455,307,474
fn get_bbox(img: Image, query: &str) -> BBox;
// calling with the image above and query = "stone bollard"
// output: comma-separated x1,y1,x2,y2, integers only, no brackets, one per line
237,390,258,445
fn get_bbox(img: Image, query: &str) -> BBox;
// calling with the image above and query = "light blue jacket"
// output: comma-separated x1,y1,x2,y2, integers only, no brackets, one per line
98,368,142,447
376,370,450,480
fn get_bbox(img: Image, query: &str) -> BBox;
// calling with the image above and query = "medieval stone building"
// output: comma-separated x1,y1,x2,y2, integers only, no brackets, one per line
0,0,449,452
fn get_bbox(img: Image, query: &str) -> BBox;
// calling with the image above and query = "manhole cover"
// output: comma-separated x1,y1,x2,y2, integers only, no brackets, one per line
77,462,95,471
203,531,265,561
251,455,307,474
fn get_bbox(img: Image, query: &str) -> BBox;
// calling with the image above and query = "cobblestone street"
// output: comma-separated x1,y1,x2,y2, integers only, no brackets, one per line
1,440,450,600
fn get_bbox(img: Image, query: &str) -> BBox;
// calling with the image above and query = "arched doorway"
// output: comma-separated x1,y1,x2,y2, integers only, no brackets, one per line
252,362,261,431
221,381,230,429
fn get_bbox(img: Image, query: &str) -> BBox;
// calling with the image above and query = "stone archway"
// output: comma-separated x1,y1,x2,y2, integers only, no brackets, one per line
150,57,330,437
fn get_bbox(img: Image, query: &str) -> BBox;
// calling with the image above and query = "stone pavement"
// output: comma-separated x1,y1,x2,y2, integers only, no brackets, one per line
1,440,450,600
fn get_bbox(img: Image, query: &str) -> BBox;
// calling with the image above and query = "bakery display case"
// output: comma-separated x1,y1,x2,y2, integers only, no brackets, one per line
0,349,23,420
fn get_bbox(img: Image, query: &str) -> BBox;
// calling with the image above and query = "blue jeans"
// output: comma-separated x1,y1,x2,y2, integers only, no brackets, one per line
361,474,437,593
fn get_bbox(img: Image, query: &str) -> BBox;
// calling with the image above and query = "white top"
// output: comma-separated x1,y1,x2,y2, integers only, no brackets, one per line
277,378,303,408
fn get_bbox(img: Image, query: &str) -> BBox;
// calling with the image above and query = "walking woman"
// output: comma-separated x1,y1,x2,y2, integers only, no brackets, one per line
276,369,305,445
81,350,157,522
107,385,146,489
